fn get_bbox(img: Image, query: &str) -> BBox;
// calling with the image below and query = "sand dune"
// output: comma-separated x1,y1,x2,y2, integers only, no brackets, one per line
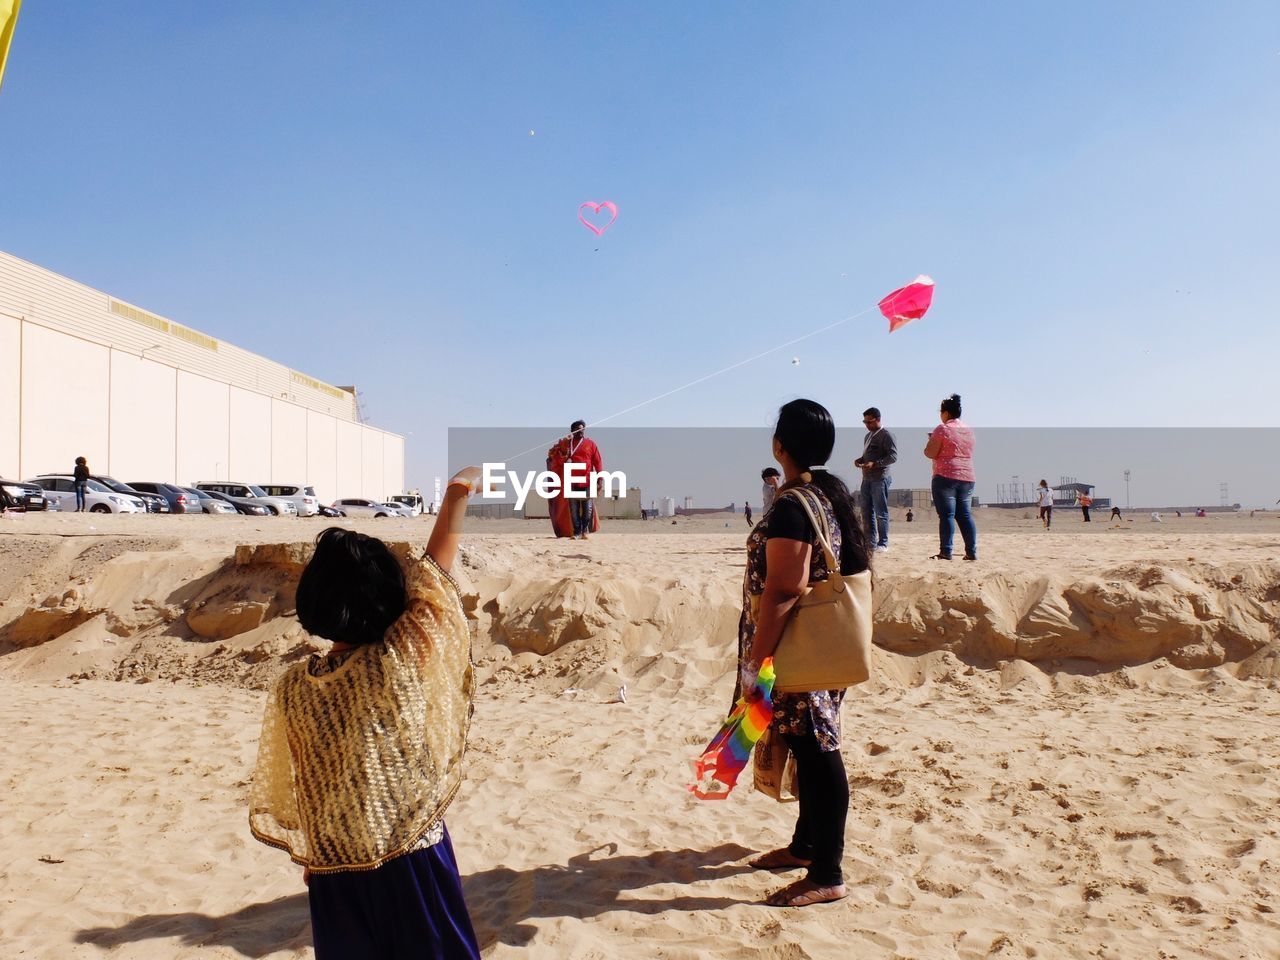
1,515,1278,957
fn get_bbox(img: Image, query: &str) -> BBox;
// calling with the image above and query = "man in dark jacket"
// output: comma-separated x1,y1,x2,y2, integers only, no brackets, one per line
853,407,896,551
73,456,90,512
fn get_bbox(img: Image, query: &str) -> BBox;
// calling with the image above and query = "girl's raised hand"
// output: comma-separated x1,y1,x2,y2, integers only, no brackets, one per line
447,465,483,496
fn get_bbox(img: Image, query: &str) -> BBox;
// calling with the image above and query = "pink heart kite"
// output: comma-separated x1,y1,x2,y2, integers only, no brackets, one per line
578,201,618,237
878,275,935,333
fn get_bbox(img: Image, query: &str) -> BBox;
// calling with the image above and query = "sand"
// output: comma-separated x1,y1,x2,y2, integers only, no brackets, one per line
2,510,1279,958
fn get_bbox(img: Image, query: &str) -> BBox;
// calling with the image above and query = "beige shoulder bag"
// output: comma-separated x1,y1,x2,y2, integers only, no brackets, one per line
770,488,874,693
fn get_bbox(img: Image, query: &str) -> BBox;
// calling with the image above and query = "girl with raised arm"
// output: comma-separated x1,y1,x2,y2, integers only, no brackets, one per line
249,466,483,959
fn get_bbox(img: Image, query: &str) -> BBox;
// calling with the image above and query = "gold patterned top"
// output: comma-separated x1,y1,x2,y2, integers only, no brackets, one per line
249,552,473,873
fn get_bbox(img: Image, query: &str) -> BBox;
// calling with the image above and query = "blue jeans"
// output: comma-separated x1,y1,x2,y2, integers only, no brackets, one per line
859,475,891,547
931,476,977,559
570,497,594,536
75,481,88,511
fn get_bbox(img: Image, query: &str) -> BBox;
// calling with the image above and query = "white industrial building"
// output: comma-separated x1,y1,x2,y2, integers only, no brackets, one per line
0,250,403,503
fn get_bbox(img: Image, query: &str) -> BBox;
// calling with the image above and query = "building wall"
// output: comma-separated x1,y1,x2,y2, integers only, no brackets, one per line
306,411,338,505
0,312,20,478
20,321,110,477
176,370,230,486
270,399,308,486
0,250,358,420
109,350,177,482
0,253,404,501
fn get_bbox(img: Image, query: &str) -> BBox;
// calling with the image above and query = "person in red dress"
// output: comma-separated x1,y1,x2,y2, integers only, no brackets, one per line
546,420,603,539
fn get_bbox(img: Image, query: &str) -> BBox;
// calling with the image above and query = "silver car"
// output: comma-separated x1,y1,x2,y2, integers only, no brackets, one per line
179,486,237,515
194,482,298,516
29,475,147,513
333,497,394,518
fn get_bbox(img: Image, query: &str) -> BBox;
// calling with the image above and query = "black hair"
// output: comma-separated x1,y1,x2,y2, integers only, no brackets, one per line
863,407,881,420
761,467,781,480
75,456,87,465
941,394,962,418
296,527,406,647
773,399,871,575
570,420,586,432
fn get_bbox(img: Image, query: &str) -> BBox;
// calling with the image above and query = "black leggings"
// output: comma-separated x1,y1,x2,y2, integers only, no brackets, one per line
784,733,848,886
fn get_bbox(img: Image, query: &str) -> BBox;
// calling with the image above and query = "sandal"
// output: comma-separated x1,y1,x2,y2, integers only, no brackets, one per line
749,848,811,871
764,878,848,907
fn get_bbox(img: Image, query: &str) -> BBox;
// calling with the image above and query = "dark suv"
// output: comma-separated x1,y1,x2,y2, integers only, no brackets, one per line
1,478,48,511
127,481,200,514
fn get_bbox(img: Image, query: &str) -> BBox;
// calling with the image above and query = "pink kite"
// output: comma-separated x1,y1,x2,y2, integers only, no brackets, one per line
578,201,618,236
878,275,935,333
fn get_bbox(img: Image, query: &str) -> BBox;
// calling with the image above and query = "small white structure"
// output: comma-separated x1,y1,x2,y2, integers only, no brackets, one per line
659,497,676,517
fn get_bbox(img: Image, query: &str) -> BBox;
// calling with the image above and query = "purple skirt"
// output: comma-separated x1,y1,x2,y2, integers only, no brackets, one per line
308,824,480,959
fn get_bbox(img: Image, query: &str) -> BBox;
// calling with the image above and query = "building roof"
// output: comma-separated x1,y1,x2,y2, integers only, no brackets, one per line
1052,482,1095,493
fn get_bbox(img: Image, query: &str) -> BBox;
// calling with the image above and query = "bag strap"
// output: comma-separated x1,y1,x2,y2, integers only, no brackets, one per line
778,488,840,574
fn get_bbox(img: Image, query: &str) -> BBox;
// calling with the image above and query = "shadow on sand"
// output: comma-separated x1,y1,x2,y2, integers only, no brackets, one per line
75,893,312,958
466,842,756,950
74,843,754,956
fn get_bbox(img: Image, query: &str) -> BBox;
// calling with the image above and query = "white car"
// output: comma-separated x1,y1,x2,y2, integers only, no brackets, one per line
378,501,415,518
28,475,147,514
333,498,394,518
194,482,299,516
259,484,321,517
389,494,425,516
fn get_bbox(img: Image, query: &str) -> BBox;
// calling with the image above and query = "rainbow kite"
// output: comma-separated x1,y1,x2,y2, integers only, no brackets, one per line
878,275,935,333
689,658,775,800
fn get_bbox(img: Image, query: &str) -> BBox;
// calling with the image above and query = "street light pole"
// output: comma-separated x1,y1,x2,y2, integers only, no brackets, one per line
1123,469,1131,509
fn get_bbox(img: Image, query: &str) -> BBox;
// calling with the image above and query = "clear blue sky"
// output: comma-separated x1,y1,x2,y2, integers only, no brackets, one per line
2,2,1277,493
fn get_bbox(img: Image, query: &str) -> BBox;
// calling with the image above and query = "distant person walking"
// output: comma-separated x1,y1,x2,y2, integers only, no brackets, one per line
761,467,781,513
1036,480,1053,529
73,457,90,512
923,394,977,561
905,508,914,523
1077,490,1093,522
854,407,897,552
744,502,753,525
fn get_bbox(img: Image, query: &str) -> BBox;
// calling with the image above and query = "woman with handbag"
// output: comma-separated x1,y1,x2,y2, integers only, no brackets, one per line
739,398,872,907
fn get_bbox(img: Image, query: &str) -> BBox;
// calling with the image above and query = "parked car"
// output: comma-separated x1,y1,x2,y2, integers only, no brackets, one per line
178,486,237,515
202,488,270,516
1,478,48,512
127,481,201,514
258,484,321,517
28,475,146,513
93,475,169,513
378,501,415,518
332,498,393,518
389,494,425,516
195,482,298,516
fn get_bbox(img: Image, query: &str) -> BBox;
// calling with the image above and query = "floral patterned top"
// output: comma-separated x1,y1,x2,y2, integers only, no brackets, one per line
737,481,847,752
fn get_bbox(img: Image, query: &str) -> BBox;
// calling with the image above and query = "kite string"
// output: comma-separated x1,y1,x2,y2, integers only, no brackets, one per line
501,301,881,464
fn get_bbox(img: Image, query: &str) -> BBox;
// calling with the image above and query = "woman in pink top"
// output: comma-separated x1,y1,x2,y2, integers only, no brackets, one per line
923,393,977,560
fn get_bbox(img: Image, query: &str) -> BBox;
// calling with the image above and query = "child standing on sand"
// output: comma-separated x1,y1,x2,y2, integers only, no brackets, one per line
1036,480,1053,529
249,467,482,959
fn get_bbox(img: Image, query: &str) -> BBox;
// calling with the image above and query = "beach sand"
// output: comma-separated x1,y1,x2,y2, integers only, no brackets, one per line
2,510,1278,958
